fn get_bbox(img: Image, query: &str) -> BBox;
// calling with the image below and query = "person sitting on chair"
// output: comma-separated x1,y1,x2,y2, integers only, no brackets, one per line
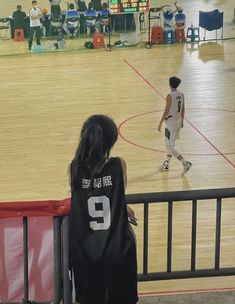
85,2,97,35
63,3,80,37
99,2,110,33
49,4,63,37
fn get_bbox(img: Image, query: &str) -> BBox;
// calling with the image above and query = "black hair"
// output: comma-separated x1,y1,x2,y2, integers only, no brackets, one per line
69,3,75,9
169,76,181,89
71,115,118,187
102,2,108,9
88,2,94,10
32,0,37,4
17,5,22,10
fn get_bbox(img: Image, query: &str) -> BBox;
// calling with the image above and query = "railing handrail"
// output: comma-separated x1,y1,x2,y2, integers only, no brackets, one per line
126,187,235,203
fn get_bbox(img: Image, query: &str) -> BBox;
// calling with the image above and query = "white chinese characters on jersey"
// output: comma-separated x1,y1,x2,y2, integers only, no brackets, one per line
82,179,91,189
103,176,112,187
94,178,102,189
82,176,113,189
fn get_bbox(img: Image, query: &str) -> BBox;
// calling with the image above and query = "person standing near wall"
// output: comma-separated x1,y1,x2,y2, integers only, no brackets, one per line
28,0,42,50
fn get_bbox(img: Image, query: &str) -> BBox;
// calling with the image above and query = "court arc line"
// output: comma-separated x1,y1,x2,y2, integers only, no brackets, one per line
118,109,235,156
122,59,235,167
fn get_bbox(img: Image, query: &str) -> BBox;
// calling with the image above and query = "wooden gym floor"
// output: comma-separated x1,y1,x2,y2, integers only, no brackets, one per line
0,0,235,298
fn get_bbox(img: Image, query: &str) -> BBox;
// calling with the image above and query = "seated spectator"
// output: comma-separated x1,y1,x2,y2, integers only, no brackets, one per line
99,3,110,33
101,3,109,17
49,5,64,37
85,2,97,35
86,2,97,17
63,3,80,37
12,5,27,33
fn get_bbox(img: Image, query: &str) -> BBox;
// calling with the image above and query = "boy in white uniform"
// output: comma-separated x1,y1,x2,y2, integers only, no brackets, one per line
158,76,192,174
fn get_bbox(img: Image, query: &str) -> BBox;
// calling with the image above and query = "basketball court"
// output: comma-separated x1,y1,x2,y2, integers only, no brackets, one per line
0,0,235,301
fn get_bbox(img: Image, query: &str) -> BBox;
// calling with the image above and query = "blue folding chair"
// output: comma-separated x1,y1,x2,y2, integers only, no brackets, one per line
199,9,223,40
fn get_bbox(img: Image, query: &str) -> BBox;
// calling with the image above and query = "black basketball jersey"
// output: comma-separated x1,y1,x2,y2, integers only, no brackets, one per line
70,157,131,264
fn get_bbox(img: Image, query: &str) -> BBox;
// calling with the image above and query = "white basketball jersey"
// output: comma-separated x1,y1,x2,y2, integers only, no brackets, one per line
165,90,184,126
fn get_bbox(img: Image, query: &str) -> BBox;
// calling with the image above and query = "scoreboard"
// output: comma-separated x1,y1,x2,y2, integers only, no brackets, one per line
109,0,149,14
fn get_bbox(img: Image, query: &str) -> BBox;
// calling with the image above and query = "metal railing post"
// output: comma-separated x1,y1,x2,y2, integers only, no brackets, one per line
215,198,222,270
167,201,173,273
53,217,62,304
191,199,197,271
23,217,29,304
143,203,149,275
62,215,72,304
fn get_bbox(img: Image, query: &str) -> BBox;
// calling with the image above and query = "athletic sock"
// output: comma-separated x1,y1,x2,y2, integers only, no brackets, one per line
167,155,172,163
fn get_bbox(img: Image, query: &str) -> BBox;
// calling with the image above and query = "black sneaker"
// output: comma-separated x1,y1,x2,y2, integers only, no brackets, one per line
182,161,192,174
160,160,169,171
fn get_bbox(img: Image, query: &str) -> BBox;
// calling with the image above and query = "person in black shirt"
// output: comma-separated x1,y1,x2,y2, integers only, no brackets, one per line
12,5,27,31
91,0,102,11
69,115,138,304
75,0,87,12
49,0,62,13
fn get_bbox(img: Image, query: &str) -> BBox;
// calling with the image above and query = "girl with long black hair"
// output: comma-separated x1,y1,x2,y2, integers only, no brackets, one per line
69,115,138,304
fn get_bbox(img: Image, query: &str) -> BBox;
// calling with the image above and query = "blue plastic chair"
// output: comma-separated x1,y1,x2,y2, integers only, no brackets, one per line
186,26,200,42
164,29,175,44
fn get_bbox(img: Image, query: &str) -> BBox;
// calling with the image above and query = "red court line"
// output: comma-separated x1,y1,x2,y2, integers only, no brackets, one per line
139,287,235,297
118,109,235,156
185,118,235,167
123,59,235,168
123,59,165,100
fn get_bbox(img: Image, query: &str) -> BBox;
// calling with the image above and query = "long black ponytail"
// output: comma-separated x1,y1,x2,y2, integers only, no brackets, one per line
75,124,104,173
71,115,118,188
